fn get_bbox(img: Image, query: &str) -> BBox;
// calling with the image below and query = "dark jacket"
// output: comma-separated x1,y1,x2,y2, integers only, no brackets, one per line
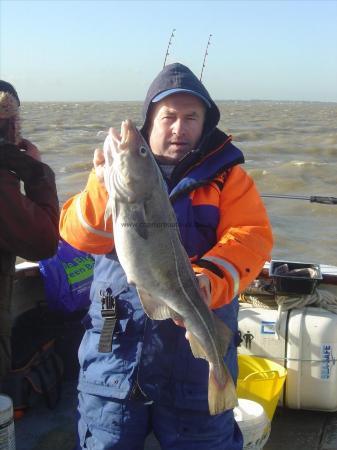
0,142,59,380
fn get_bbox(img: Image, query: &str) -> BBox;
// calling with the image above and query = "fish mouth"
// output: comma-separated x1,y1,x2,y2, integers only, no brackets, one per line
108,120,134,155
109,119,154,202
119,120,131,150
118,119,139,152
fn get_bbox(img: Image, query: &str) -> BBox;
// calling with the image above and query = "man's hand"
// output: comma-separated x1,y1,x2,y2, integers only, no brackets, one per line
93,148,105,184
19,139,41,161
95,127,121,185
196,273,211,306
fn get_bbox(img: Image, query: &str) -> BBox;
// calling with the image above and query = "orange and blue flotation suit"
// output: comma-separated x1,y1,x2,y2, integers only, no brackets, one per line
59,63,273,449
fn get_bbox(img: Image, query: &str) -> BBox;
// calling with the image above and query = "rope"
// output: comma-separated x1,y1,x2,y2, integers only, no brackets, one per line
274,289,337,336
275,289,337,314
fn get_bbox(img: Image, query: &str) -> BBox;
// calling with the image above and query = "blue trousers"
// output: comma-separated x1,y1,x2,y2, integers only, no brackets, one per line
77,392,243,450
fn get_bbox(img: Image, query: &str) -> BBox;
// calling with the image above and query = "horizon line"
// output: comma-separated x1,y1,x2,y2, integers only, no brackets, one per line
20,98,337,104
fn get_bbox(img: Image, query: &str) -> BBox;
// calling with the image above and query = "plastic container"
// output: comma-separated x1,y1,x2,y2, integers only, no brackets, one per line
237,355,287,420
0,394,16,450
238,304,337,411
234,398,271,450
269,260,322,294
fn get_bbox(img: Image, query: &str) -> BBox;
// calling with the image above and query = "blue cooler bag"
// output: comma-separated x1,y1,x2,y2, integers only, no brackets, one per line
39,239,94,312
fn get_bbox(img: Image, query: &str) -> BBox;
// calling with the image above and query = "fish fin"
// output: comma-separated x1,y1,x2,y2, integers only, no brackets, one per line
137,288,173,320
130,206,148,239
208,363,238,415
208,315,237,414
188,332,208,361
213,313,233,356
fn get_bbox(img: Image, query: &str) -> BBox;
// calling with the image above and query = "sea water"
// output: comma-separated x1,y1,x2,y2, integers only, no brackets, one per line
20,100,337,266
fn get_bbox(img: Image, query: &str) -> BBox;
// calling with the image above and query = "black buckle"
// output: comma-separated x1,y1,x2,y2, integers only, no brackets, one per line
100,288,116,316
98,288,117,353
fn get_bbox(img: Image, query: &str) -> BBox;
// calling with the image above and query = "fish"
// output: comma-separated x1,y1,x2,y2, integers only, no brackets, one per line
103,119,238,415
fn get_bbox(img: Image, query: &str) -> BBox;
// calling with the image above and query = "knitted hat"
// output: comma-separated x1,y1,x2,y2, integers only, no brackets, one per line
0,80,20,104
0,80,20,119
0,80,21,143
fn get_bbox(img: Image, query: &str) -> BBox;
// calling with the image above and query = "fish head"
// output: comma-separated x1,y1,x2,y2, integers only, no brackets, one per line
108,119,160,202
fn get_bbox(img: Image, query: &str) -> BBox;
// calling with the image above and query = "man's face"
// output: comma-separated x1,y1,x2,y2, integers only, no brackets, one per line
148,93,206,165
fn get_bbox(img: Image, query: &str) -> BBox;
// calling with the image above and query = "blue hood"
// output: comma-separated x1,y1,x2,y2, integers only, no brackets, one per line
141,63,220,139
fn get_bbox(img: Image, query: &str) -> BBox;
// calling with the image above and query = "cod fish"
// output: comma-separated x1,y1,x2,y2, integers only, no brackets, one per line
103,119,238,415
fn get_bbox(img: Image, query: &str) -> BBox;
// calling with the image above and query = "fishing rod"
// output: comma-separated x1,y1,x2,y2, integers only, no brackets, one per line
200,34,212,81
163,29,176,68
261,194,337,205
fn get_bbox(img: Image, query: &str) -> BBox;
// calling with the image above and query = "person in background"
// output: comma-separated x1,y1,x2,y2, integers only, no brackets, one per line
60,63,273,450
0,80,59,385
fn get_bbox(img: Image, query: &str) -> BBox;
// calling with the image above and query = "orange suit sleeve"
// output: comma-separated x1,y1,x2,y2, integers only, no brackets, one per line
59,170,114,254
192,165,273,309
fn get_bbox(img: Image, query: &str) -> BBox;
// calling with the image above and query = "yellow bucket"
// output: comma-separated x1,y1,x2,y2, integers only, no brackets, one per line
237,355,287,421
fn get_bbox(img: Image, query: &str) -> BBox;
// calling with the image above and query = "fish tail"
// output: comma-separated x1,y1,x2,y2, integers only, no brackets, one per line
208,362,238,415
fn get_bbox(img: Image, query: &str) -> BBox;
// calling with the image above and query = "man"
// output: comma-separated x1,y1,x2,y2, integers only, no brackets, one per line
60,63,273,449
0,80,59,384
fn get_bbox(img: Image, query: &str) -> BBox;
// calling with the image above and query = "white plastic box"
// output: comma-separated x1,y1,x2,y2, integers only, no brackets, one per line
238,304,337,411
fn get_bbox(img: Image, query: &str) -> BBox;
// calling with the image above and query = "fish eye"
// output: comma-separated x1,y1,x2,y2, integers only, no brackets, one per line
139,146,147,157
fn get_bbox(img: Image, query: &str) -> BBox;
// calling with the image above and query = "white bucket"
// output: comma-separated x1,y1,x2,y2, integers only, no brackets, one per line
234,398,271,450
0,394,16,450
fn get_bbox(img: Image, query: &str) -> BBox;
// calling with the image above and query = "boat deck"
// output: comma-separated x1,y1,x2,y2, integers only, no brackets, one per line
12,262,337,449
14,381,337,450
